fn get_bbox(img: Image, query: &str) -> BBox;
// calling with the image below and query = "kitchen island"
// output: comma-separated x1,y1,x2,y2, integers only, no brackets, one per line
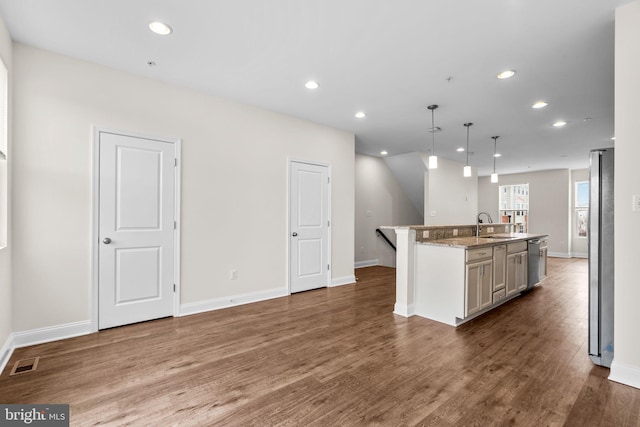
383,225,548,326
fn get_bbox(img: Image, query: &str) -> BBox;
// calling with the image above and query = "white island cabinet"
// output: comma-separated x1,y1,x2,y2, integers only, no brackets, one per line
384,225,548,327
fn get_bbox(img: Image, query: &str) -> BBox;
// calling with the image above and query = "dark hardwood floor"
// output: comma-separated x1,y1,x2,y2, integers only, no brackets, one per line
2,258,639,426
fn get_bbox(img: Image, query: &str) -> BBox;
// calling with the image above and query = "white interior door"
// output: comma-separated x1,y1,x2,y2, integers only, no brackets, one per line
289,161,329,293
98,131,176,329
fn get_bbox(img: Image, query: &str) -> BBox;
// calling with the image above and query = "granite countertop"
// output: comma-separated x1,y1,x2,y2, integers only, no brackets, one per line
418,233,548,249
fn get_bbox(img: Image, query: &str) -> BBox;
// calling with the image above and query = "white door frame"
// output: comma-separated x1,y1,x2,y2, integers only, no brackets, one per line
90,126,181,332
287,158,332,294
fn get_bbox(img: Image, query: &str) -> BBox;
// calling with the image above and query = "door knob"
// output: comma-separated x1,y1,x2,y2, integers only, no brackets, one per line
292,232,298,237
103,237,111,244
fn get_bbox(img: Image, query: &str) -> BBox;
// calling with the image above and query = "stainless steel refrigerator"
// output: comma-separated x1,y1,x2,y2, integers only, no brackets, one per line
588,148,614,368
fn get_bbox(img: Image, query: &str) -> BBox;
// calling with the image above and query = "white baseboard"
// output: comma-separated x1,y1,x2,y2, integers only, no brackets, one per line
329,275,356,287
571,252,588,259
355,259,378,269
609,361,640,390
179,287,288,317
12,320,93,349
393,303,415,317
1,320,93,374
548,252,571,258
0,333,15,375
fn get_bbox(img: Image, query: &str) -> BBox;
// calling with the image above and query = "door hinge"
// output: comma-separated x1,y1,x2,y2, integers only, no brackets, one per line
327,264,330,271
327,177,330,183
174,221,177,230
328,220,330,227
174,158,178,167
173,284,176,292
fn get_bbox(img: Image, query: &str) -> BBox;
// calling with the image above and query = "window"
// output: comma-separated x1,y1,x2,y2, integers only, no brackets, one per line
499,184,529,232
575,181,589,238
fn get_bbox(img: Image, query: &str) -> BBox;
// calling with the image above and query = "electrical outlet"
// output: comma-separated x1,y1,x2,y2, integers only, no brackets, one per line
431,211,436,217
229,269,238,280
360,246,365,254
423,230,430,238
453,229,458,236
487,227,494,233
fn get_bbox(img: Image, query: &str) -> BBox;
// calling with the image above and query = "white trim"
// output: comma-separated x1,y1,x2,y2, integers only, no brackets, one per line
329,275,356,287
548,252,571,258
12,321,92,349
0,333,15,375
609,361,640,390
394,303,415,317
355,259,379,269
173,140,182,316
571,252,588,259
91,127,181,332
179,288,288,317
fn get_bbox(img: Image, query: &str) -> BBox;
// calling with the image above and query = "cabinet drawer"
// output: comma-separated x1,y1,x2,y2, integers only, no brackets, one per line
467,248,492,263
507,241,528,254
493,288,506,304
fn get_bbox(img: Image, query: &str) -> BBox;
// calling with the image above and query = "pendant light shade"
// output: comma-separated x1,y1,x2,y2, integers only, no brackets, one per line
427,104,439,169
491,136,500,183
428,155,438,169
463,123,473,177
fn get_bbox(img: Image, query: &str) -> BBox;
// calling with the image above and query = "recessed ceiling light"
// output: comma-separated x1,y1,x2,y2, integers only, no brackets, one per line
497,70,515,79
456,147,465,152
380,151,388,156
552,120,567,127
532,101,548,109
494,153,502,158
355,112,366,119
149,21,173,36
305,81,319,90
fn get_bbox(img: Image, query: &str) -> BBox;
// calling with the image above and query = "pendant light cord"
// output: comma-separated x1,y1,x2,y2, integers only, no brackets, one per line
492,136,499,172
464,123,473,166
431,108,435,155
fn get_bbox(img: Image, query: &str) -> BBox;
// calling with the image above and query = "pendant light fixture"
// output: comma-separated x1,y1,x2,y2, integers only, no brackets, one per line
463,123,473,177
427,104,439,169
491,136,499,183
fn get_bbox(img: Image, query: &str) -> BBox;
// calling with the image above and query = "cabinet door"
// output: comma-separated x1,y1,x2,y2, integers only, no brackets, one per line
517,252,528,291
466,263,481,316
493,245,506,291
480,260,493,310
466,259,493,316
506,253,518,297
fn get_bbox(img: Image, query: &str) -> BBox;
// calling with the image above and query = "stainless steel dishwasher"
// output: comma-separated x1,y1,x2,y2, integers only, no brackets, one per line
527,237,548,289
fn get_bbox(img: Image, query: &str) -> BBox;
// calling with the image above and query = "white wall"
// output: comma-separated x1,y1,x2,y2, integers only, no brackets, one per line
0,15,12,362
355,153,422,267
478,169,571,257
570,169,589,257
11,44,354,332
424,157,477,225
611,0,640,389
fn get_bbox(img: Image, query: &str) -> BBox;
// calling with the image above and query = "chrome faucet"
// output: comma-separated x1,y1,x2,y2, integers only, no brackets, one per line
477,211,493,235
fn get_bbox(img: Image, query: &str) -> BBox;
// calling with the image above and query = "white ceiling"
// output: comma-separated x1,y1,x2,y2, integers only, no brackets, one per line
0,0,629,175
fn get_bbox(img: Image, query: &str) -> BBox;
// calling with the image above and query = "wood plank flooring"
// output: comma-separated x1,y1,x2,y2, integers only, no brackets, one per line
2,258,640,426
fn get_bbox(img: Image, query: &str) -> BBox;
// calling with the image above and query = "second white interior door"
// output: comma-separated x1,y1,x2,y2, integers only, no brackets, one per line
289,161,329,293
